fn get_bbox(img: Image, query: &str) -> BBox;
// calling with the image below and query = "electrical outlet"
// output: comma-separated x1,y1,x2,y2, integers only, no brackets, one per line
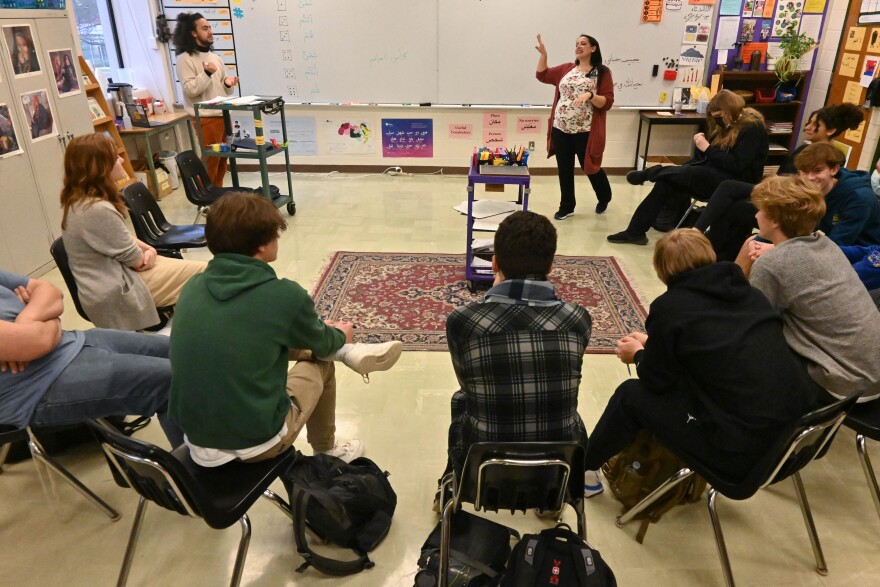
528,141,535,151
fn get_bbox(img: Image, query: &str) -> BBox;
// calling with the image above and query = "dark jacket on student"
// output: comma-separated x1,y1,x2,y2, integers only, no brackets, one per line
636,262,817,452
821,168,880,247
536,62,614,174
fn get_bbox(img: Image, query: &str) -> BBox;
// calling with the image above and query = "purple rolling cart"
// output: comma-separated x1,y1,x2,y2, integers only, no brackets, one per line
464,161,530,292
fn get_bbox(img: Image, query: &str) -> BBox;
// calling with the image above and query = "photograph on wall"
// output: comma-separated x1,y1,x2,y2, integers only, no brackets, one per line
19,89,56,142
2,24,41,78
48,48,81,97
0,103,23,159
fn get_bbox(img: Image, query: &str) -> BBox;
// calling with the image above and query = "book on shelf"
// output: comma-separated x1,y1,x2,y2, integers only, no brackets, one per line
87,97,106,121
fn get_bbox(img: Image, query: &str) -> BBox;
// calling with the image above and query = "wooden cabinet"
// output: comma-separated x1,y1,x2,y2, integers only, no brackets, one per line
79,56,135,188
710,70,808,168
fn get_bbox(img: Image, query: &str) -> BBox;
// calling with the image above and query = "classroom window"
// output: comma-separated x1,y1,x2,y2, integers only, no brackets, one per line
72,0,123,71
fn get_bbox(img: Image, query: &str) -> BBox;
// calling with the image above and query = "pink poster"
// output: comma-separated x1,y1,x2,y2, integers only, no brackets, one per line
448,123,473,138
482,111,507,145
516,117,542,134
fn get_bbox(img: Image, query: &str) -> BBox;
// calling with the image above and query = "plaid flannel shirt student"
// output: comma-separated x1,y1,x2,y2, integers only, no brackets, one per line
445,278,592,471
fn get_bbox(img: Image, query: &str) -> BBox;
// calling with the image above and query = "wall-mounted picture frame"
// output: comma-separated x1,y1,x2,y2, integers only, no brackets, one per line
2,24,42,78
0,103,23,159
48,48,81,97
19,89,56,143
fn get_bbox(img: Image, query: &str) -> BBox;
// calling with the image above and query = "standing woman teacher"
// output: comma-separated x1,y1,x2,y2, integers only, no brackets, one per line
536,34,614,219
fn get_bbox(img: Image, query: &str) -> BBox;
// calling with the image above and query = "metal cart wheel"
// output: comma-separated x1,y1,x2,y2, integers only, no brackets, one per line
286,202,296,216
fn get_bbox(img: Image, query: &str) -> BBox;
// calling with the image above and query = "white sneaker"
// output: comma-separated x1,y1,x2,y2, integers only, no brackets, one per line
584,469,604,498
337,341,403,377
316,439,365,464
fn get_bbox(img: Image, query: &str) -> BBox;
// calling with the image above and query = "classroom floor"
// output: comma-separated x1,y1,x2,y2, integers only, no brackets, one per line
2,171,878,586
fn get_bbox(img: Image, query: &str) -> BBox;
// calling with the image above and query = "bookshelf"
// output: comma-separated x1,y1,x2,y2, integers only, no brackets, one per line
79,56,135,188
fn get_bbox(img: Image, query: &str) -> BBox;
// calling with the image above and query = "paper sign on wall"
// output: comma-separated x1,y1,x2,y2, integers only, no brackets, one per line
845,27,866,51
868,28,880,53
516,117,542,133
840,52,860,78
448,123,473,138
861,55,880,88
844,80,865,104
382,118,433,158
642,0,663,23
845,121,865,143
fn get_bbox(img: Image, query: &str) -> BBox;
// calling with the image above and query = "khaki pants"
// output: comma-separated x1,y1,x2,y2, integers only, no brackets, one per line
244,354,337,462
139,255,206,307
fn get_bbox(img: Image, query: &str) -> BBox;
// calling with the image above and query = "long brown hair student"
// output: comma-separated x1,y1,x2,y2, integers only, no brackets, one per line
60,133,206,331
608,89,769,246
60,133,127,229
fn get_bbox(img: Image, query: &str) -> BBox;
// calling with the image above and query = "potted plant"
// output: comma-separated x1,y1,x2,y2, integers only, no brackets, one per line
774,23,817,86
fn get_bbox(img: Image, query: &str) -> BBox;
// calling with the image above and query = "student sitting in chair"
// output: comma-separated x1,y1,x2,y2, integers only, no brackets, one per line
585,229,819,480
61,133,206,331
441,211,599,502
737,175,880,402
0,271,182,446
169,192,403,466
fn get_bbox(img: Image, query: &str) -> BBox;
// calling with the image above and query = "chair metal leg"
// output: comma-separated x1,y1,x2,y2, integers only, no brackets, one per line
791,471,828,576
27,432,120,520
117,496,148,587
0,442,11,474
439,499,455,587
856,433,880,523
261,488,293,520
674,199,698,229
707,488,736,587
575,500,588,543
229,514,252,587
617,468,694,526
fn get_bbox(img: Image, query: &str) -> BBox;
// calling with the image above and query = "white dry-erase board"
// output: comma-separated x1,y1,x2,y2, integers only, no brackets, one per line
226,0,715,108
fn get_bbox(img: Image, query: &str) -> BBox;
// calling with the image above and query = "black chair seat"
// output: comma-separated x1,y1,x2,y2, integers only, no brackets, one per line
88,420,295,586
150,225,207,249
168,443,293,529
122,182,207,252
844,399,880,439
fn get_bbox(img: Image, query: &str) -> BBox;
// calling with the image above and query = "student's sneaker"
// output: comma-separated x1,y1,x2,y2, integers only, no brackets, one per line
584,469,604,498
317,440,365,464
337,341,403,380
607,231,649,245
553,210,574,221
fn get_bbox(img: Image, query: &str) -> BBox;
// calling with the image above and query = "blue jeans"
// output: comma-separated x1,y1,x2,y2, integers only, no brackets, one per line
31,329,183,447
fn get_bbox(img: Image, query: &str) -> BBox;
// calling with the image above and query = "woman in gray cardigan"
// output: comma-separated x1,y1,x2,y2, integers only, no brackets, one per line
60,134,205,331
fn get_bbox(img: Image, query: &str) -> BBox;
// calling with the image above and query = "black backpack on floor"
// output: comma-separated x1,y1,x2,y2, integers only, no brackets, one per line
283,453,397,576
414,509,520,586
501,524,616,587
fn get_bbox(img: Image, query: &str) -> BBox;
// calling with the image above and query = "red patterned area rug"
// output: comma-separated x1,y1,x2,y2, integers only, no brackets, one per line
311,252,647,353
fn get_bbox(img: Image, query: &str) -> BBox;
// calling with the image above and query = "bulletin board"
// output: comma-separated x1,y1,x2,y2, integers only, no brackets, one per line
826,2,878,169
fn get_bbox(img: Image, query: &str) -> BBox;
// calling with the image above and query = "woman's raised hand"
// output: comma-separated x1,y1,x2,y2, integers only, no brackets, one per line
535,34,547,56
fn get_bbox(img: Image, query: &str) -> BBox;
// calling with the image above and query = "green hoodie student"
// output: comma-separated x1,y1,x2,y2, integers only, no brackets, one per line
170,192,401,466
